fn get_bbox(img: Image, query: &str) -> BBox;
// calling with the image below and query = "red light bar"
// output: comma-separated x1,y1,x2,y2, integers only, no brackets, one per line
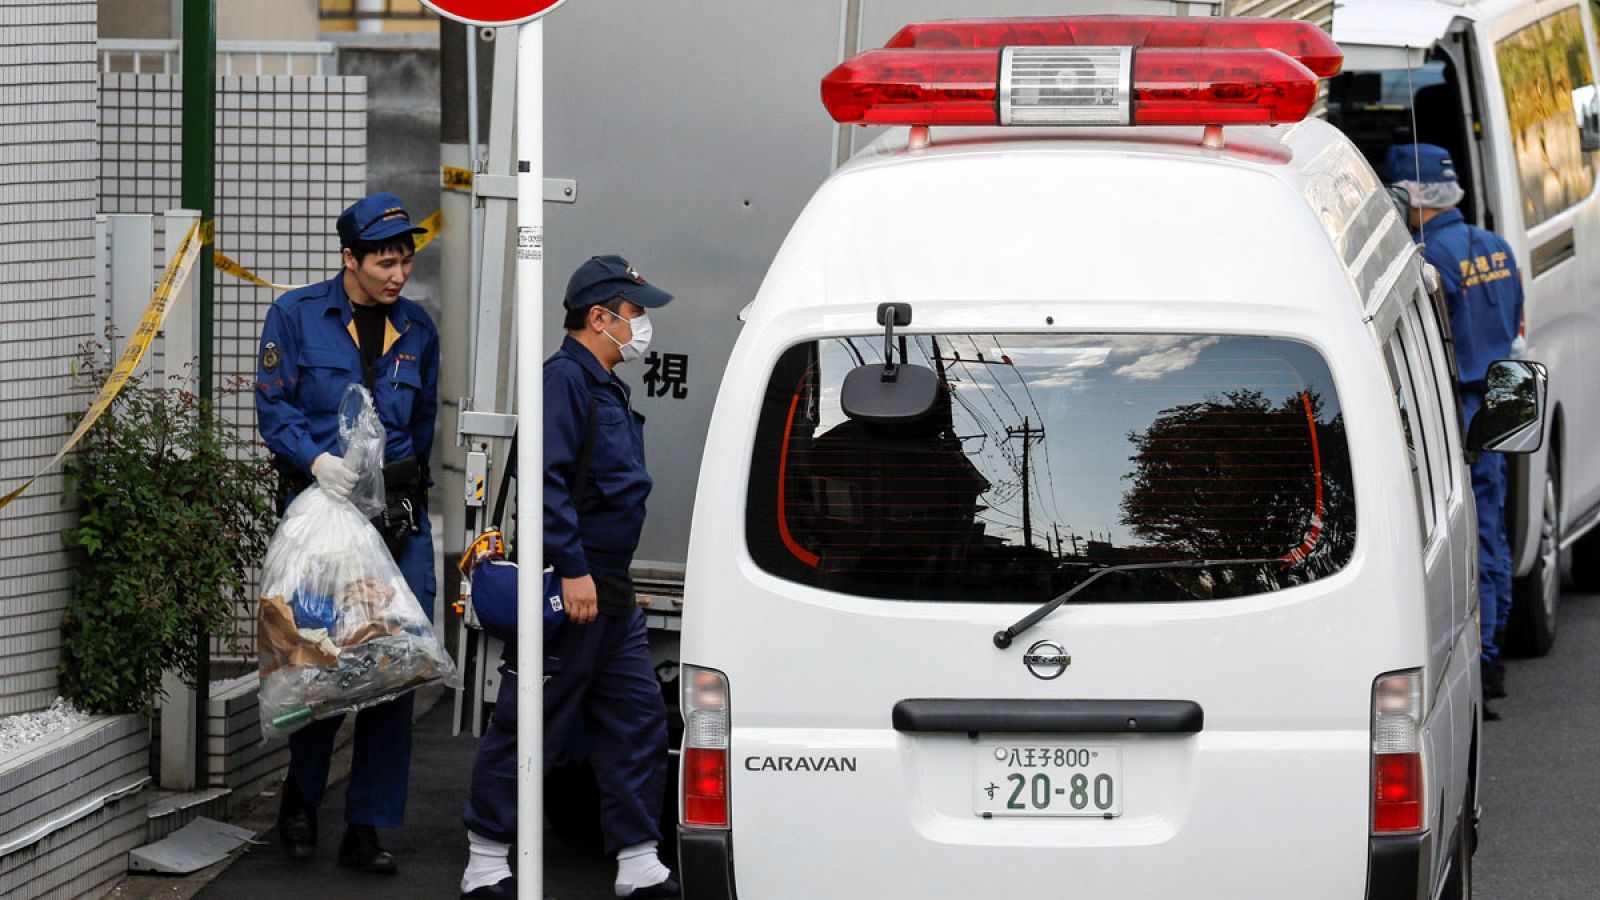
1134,48,1318,126
820,47,1318,127
822,49,1000,126
886,15,1343,78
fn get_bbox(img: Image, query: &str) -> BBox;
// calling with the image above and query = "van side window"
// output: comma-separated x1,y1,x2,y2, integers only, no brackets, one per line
1383,332,1434,538
1496,6,1598,226
1396,300,1451,519
745,334,1357,604
1409,283,1464,482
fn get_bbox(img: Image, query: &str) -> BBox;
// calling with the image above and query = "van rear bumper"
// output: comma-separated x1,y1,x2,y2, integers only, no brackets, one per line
679,828,737,899
1366,832,1432,900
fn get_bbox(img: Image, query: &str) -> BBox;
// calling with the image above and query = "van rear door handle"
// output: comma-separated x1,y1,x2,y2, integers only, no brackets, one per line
891,699,1204,735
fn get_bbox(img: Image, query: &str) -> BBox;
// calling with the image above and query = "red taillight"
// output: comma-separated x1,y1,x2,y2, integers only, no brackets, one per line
885,15,1343,78
1374,753,1424,833
1371,671,1425,835
819,47,1317,128
683,747,729,828
682,666,731,829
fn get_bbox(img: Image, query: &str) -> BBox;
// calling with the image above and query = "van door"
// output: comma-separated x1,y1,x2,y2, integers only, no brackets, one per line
1485,2,1599,641
1378,282,1474,870
723,331,1383,899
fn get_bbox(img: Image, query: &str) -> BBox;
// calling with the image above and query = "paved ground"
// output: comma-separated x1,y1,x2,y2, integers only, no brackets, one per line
1473,589,1600,898
186,699,625,900
115,591,1600,898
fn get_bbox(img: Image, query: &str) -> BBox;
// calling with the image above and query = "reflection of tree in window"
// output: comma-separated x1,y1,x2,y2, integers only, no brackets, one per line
1120,389,1355,591
1497,7,1596,225
1481,364,1538,440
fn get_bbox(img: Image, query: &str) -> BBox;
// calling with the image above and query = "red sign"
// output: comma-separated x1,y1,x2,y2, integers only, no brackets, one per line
420,0,568,26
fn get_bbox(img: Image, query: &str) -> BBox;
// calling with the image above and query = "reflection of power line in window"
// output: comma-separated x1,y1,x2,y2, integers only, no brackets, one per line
837,338,867,366
966,335,1066,529
955,359,1021,470
951,389,1021,482
1007,356,1069,525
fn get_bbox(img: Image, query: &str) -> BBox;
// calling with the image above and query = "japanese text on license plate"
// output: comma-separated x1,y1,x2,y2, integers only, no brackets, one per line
974,743,1122,817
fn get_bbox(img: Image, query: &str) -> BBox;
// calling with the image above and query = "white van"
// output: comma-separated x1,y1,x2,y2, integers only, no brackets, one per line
676,16,1548,900
1331,0,1600,655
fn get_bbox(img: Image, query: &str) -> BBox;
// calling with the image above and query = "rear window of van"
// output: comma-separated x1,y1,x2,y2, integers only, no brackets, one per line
745,334,1355,603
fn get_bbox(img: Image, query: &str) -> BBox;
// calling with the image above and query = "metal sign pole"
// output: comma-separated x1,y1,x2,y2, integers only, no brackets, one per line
514,17,545,900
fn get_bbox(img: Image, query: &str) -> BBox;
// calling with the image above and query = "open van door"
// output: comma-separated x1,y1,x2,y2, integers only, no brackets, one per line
1333,2,1454,71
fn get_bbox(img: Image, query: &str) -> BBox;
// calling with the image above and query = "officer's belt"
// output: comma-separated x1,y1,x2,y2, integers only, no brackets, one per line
274,454,427,496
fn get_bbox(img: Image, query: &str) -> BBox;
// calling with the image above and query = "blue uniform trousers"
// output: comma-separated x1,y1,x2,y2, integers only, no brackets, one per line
286,520,436,827
1472,451,1512,663
463,606,668,853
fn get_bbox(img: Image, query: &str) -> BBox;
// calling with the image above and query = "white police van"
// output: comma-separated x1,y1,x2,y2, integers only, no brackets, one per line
1330,0,1600,655
674,16,1549,900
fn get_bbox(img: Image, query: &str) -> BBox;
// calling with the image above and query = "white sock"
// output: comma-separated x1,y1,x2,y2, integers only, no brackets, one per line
615,840,672,895
461,830,513,894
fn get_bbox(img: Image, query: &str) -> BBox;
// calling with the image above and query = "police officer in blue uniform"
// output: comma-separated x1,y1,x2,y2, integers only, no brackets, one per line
457,255,677,899
1388,144,1525,717
256,192,440,871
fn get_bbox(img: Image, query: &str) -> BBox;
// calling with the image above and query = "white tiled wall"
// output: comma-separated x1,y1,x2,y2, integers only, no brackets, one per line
0,0,99,717
98,72,368,653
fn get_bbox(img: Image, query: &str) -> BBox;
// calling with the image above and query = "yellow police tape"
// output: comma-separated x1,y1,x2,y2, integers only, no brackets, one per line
0,220,206,512
214,210,443,292
0,209,445,512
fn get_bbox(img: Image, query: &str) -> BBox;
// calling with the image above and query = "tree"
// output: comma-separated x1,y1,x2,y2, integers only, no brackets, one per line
1120,389,1355,592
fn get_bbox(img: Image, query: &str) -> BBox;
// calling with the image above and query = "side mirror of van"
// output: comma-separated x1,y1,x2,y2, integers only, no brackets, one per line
1466,359,1548,454
1579,90,1600,152
840,302,941,424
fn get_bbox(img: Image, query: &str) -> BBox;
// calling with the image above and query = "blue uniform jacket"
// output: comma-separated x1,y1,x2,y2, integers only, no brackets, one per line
255,274,440,478
1419,209,1524,386
545,336,652,579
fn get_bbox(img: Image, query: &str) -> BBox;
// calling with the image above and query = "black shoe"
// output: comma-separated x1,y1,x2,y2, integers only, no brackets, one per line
338,824,398,874
620,875,681,898
1483,700,1502,722
1484,660,1507,699
275,780,317,860
462,875,516,898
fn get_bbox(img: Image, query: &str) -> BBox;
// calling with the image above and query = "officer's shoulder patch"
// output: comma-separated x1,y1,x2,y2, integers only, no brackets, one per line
261,341,281,372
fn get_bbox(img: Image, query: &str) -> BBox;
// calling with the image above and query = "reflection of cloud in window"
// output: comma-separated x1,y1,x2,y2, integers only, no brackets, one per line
1002,347,1110,390
1110,336,1222,380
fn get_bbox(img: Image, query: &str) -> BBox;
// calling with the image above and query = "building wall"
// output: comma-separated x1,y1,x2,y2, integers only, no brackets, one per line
0,0,100,717
99,72,369,650
318,0,439,34
333,36,441,314
97,0,168,40
98,0,319,41
217,0,319,42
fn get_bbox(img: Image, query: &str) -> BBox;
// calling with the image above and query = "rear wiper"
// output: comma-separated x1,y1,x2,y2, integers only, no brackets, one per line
992,557,1282,649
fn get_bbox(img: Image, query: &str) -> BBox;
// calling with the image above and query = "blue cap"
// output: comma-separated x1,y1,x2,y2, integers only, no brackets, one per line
562,255,674,311
1385,143,1459,185
336,192,428,247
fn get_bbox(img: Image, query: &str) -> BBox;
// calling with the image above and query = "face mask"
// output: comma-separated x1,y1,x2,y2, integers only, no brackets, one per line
604,309,653,362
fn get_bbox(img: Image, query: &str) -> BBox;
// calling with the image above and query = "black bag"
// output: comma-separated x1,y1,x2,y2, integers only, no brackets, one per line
372,455,426,548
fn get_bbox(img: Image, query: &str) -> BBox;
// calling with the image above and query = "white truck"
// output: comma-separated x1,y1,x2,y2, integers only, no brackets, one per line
1330,0,1600,655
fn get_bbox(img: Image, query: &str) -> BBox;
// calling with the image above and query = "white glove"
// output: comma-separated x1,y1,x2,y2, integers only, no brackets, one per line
311,452,358,501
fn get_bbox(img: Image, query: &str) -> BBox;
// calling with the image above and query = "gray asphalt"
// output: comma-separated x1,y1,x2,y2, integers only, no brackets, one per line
1474,589,1600,898
195,699,627,900
184,592,1599,899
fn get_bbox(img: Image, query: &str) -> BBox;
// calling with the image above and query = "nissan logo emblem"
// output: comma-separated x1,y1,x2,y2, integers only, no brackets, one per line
1023,639,1071,680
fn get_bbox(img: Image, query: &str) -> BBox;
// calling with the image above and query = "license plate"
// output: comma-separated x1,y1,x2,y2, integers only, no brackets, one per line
974,743,1122,817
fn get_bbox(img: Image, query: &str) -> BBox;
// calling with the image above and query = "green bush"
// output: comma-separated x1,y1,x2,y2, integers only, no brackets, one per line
59,344,276,715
